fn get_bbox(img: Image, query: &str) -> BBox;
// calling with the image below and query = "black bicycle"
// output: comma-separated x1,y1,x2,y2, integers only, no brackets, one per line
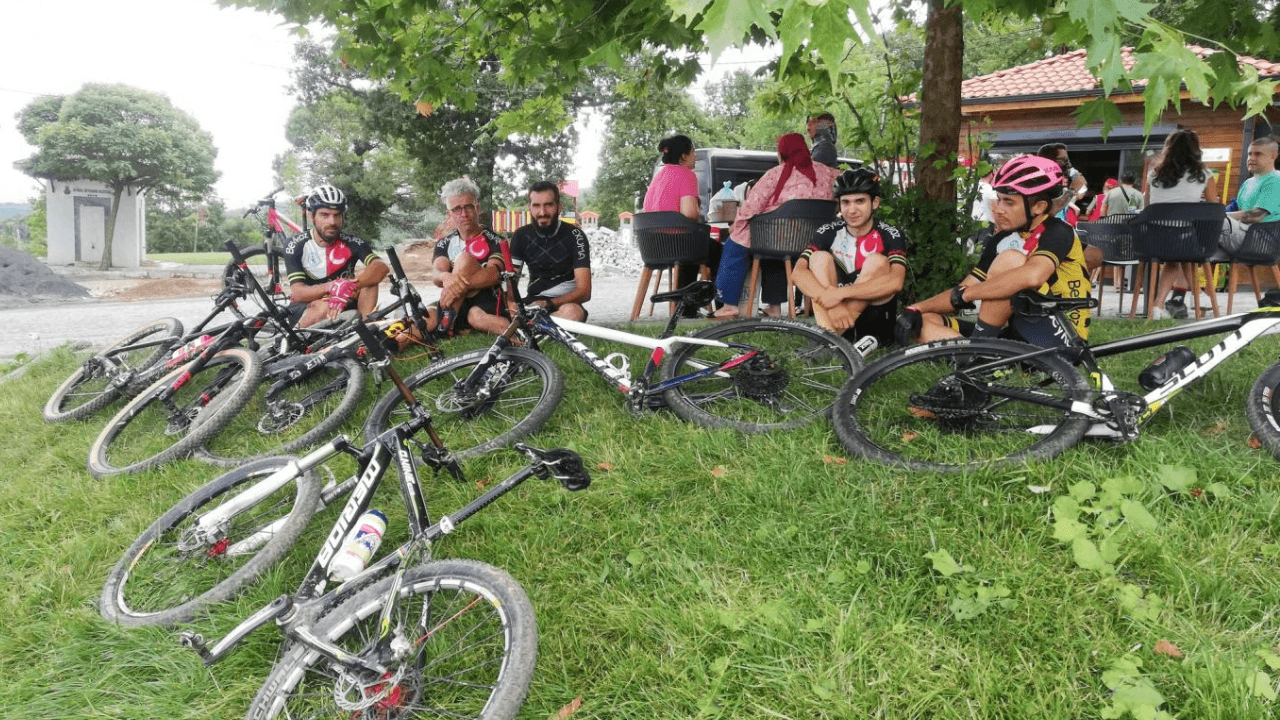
364,239,864,462
833,291,1280,471
100,321,589,720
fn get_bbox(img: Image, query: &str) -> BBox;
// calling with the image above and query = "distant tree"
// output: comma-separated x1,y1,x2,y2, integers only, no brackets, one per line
14,84,218,270
144,197,259,254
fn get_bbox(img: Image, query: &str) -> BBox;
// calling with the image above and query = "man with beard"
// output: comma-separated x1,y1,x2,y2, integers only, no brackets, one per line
282,184,389,327
474,181,592,324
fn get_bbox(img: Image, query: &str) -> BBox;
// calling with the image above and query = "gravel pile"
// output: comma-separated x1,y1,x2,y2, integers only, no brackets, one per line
586,226,643,277
0,247,91,303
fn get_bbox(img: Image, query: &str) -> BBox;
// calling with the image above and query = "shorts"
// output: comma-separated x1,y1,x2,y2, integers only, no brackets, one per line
530,294,588,323
943,312,1070,350
457,287,502,330
839,298,898,346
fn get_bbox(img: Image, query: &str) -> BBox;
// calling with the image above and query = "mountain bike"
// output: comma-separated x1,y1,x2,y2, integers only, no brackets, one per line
363,241,864,461
86,242,439,477
42,269,279,423
223,187,305,306
100,320,590,720
832,290,1280,472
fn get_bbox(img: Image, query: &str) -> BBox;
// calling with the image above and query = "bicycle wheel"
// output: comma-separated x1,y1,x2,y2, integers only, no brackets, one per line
225,244,288,309
42,317,184,422
832,338,1092,472
246,559,537,720
198,356,365,465
660,318,863,433
100,456,320,627
363,347,563,461
1245,358,1280,462
87,347,264,478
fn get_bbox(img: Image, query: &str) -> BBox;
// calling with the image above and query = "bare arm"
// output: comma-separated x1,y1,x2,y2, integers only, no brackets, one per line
679,195,701,222
962,255,1055,302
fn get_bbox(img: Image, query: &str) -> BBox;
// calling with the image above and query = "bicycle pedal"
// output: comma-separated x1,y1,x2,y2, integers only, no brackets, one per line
178,631,213,663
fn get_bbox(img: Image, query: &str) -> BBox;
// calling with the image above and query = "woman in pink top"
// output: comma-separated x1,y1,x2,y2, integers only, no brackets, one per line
713,133,841,318
643,134,700,220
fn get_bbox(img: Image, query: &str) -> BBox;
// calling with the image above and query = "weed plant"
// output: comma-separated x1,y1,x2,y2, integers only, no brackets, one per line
2,318,1280,718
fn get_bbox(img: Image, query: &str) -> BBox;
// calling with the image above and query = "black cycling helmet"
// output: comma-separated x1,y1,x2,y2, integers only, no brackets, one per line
305,184,348,213
833,168,880,199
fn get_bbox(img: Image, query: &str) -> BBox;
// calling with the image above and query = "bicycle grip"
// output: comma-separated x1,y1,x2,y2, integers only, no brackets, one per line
353,320,392,362
385,246,406,279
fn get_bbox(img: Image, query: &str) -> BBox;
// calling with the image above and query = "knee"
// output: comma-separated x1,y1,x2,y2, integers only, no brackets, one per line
988,249,1029,273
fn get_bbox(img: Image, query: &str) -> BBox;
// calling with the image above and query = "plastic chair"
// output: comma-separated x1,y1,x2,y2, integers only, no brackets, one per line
630,212,712,321
1221,221,1280,313
1129,202,1225,319
745,199,838,318
1077,213,1138,316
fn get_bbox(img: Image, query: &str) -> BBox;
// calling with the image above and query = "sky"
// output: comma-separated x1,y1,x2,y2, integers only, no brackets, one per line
0,0,776,209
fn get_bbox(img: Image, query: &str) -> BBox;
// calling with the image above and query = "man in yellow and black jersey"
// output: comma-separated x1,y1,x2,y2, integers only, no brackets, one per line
896,154,1091,348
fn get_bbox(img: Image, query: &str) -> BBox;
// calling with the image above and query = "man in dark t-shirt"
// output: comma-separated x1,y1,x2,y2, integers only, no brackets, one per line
472,181,591,324
282,184,389,327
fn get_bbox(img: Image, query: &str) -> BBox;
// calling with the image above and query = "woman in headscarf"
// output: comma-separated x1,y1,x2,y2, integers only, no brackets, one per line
713,133,842,319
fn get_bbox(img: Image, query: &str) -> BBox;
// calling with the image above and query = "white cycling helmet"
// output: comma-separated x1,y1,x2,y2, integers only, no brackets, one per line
305,184,347,213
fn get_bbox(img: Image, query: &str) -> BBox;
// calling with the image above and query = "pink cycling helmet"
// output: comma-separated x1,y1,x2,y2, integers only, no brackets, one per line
991,155,1065,197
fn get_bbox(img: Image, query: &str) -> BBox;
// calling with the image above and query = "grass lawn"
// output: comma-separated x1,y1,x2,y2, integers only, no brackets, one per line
150,251,266,266
3,317,1280,719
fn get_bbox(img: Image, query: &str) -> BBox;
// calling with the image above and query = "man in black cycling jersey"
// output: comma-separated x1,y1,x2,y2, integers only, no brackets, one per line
470,180,591,324
896,154,1092,348
430,177,506,336
282,184,389,327
793,168,907,347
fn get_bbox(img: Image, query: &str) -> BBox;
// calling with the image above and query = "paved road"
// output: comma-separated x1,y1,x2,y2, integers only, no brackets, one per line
2,265,1267,361
0,272,656,361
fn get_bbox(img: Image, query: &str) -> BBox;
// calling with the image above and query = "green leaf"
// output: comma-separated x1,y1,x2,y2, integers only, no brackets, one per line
1103,476,1145,497
697,0,775,58
1155,465,1196,492
1121,499,1158,532
1257,648,1280,670
855,559,872,575
1053,516,1088,543
626,549,646,566
1245,670,1277,701
1069,480,1097,503
709,655,730,675
827,567,848,584
925,549,965,577
1072,537,1113,573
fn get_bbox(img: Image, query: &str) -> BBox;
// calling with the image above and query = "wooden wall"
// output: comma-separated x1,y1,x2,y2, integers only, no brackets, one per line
960,94,1280,202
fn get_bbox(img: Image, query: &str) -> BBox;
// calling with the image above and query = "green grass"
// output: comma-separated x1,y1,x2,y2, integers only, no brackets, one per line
4,318,1280,719
150,251,266,266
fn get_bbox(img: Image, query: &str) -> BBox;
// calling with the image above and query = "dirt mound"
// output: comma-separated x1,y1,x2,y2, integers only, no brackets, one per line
0,247,91,302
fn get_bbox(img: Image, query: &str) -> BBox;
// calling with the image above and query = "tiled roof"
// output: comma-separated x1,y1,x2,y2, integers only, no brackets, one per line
961,45,1280,101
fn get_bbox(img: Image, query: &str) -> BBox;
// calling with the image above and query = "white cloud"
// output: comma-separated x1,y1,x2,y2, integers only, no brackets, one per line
0,0,300,207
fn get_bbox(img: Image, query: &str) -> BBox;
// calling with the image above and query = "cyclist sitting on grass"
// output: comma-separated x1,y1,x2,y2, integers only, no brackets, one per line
430,177,506,336
895,154,1092,349
283,184,390,328
792,168,908,347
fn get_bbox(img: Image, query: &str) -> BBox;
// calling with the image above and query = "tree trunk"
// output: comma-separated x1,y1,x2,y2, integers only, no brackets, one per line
99,185,126,271
917,0,963,204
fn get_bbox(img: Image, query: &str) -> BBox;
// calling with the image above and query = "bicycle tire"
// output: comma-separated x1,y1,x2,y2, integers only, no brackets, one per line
660,318,864,433
363,346,563,461
1245,358,1280,462
832,338,1092,472
246,559,537,720
87,347,264,478
198,356,365,465
225,244,289,309
100,456,321,627
42,317,184,422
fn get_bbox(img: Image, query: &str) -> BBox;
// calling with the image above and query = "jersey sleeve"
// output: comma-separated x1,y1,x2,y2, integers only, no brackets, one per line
970,229,1000,280
1029,222,1075,268
877,220,909,267
799,221,839,263
508,229,527,269
432,235,451,262
480,229,505,268
571,227,591,269
282,232,308,285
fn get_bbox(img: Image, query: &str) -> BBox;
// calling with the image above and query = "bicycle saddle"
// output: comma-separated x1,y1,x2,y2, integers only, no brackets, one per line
1011,290,1098,317
650,280,717,308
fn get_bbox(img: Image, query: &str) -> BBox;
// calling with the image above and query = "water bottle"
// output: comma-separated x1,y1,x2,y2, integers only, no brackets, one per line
328,509,388,581
165,334,214,369
1138,346,1196,391
852,335,878,357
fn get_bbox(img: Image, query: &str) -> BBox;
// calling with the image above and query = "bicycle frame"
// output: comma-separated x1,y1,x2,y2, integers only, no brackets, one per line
955,306,1280,437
